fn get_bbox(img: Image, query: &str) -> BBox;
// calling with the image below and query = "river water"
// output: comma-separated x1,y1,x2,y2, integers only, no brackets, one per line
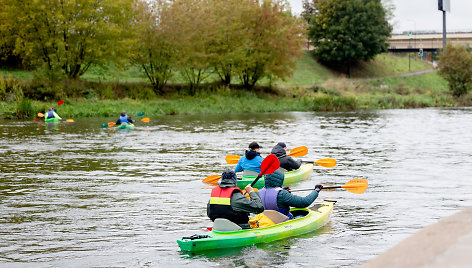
1,108,471,267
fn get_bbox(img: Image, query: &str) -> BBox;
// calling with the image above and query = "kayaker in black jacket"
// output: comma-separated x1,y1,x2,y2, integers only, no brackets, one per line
207,170,264,229
259,170,322,219
271,142,302,172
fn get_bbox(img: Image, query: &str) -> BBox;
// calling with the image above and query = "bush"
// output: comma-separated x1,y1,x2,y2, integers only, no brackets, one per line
438,44,472,97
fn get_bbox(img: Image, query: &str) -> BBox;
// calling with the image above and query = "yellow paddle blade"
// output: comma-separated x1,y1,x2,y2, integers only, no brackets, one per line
314,158,336,168
341,179,368,194
37,113,44,117
66,119,74,122
202,175,221,183
225,155,241,164
287,146,308,157
141,117,150,122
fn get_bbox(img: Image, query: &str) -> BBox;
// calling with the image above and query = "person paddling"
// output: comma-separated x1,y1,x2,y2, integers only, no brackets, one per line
116,110,134,125
207,171,264,229
45,107,62,121
271,142,302,172
259,170,322,219
235,142,264,177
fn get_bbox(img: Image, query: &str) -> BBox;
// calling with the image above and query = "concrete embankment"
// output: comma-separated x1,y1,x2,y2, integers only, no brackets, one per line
362,206,472,268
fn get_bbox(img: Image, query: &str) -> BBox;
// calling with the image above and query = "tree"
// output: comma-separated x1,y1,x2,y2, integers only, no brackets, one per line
301,0,318,24
235,0,306,88
308,0,392,68
132,0,176,93
2,0,135,79
438,44,472,97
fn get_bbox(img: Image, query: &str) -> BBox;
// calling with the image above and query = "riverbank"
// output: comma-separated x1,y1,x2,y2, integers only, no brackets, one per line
362,206,472,268
1,52,471,119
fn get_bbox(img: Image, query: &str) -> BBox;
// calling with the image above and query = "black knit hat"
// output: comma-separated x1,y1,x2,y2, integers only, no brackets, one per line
249,142,262,149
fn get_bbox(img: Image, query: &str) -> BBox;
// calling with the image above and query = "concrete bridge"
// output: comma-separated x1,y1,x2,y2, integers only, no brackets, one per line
388,33,472,52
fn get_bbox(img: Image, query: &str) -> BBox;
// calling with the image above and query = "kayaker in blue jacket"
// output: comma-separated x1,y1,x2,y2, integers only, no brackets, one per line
207,170,264,229
271,142,302,172
116,111,134,125
259,170,323,219
235,142,264,176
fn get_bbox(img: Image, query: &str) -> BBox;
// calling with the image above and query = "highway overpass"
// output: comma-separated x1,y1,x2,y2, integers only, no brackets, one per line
388,33,472,52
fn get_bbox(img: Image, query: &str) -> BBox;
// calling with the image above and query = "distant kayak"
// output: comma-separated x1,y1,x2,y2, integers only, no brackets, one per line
237,163,314,189
177,200,335,252
45,117,60,122
116,123,135,130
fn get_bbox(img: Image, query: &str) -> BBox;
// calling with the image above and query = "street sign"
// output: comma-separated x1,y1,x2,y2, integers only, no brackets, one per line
419,44,423,48
438,0,450,12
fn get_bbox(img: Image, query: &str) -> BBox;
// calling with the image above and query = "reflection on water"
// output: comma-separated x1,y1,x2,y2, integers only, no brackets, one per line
1,108,471,267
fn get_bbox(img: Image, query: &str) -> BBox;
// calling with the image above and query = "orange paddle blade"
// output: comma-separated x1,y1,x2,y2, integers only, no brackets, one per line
314,158,336,168
108,122,116,127
66,119,74,122
287,146,308,157
225,155,241,164
341,179,368,194
37,113,44,117
202,175,221,183
141,117,150,123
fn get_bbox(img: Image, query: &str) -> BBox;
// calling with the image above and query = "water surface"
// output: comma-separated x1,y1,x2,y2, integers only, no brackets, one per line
1,108,471,267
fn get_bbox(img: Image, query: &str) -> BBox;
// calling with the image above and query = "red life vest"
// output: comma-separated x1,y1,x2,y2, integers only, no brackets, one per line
208,186,249,224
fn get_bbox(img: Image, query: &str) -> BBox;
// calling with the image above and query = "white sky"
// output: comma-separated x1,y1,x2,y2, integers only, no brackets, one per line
288,0,472,33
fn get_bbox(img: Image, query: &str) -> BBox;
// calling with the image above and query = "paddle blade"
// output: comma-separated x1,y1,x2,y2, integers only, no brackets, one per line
137,112,145,116
66,119,74,122
37,113,44,117
259,154,280,176
341,179,368,194
34,118,39,121
141,117,150,123
108,122,116,127
203,175,221,183
287,146,308,157
314,158,337,168
57,100,64,106
225,155,241,164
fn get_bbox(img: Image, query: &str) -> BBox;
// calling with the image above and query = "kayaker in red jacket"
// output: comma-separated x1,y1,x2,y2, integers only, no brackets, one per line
259,170,322,219
207,170,264,229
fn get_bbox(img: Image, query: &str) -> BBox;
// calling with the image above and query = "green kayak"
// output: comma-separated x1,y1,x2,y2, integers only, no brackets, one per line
177,200,335,252
45,117,60,122
117,123,135,130
237,163,314,189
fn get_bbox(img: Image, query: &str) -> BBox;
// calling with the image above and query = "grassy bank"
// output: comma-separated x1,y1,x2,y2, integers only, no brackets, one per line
1,52,470,119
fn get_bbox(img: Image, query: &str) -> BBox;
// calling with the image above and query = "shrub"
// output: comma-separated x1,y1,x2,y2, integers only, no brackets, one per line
438,44,472,97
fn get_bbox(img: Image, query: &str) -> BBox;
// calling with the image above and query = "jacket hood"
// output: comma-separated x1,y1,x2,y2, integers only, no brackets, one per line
264,170,284,188
271,145,286,158
245,150,260,160
219,170,238,188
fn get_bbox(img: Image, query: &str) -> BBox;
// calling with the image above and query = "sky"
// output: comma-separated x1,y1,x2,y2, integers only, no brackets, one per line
288,0,472,33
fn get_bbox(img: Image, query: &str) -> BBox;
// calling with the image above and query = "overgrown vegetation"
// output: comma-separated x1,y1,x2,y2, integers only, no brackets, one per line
438,44,472,97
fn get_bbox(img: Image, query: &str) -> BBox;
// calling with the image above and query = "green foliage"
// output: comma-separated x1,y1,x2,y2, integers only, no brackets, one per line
308,0,392,64
2,0,136,79
438,44,472,97
15,98,33,119
312,95,358,111
131,0,175,93
0,74,22,101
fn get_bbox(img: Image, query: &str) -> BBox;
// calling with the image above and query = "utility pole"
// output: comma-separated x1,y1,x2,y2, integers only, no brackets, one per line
438,0,450,51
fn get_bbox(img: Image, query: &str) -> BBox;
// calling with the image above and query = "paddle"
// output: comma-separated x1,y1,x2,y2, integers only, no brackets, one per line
203,154,280,185
302,158,337,168
225,146,308,164
290,179,368,194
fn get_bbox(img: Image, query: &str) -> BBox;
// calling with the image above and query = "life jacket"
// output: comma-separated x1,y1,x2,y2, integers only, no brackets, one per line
208,186,249,224
119,115,129,124
259,187,291,217
47,111,55,119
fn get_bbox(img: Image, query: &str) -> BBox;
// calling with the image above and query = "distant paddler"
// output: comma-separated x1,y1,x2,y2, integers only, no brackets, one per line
115,110,134,126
